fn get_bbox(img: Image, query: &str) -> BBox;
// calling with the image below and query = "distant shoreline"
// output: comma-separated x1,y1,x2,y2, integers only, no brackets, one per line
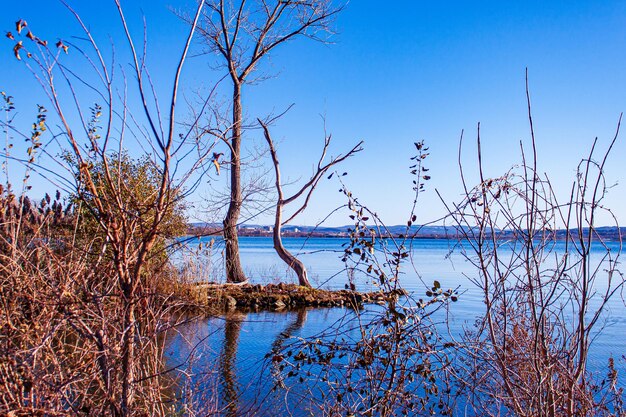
185,226,625,242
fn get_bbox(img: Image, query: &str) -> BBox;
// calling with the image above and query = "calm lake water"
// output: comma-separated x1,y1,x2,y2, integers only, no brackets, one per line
167,236,625,415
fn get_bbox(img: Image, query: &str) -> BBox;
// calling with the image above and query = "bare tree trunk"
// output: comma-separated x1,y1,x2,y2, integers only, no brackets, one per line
224,84,246,283
273,205,311,287
264,120,311,287
261,120,361,288
120,285,135,417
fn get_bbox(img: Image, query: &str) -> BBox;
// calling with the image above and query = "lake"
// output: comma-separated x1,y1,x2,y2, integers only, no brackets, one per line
167,236,625,415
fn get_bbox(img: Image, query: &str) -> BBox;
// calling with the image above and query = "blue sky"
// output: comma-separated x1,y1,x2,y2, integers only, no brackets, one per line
1,1,626,227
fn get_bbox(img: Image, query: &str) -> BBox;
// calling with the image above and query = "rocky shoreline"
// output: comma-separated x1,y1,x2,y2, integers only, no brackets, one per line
187,282,407,312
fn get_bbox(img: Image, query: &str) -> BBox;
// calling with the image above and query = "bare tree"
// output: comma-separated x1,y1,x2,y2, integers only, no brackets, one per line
195,0,343,283
260,119,362,287
440,75,625,416
3,2,218,415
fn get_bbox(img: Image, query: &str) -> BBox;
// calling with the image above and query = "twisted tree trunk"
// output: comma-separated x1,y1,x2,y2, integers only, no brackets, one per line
273,203,311,287
261,120,361,287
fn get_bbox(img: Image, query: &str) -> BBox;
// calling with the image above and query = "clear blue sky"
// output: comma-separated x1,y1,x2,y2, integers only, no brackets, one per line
1,1,626,227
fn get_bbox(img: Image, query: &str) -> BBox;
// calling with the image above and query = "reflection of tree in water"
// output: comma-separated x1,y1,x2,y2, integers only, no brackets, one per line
218,309,309,416
270,309,308,395
272,309,308,354
219,312,245,416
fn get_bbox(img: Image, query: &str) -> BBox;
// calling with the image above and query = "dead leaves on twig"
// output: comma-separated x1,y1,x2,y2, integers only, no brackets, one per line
56,40,69,54
13,41,23,60
25,30,47,46
15,19,27,34
8,19,62,61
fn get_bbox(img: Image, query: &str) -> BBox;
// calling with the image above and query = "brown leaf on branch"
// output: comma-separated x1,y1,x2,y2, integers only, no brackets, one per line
13,41,23,60
56,40,69,54
15,19,27,34
24,30,47,48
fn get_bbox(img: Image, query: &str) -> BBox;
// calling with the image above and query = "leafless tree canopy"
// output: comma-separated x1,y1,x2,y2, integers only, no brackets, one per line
198,0,340,82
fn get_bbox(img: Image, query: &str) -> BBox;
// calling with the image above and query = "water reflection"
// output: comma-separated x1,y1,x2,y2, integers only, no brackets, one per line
166,238,625,415
167,300,625,415
217,309,309,415
272,308,308,353
219,312,245,416
172,308,314,416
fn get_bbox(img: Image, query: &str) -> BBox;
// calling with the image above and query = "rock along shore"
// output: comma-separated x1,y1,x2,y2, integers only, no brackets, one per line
187,282,407,312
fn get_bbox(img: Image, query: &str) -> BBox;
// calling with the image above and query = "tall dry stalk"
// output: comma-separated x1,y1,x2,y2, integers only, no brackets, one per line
440,74,625,416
